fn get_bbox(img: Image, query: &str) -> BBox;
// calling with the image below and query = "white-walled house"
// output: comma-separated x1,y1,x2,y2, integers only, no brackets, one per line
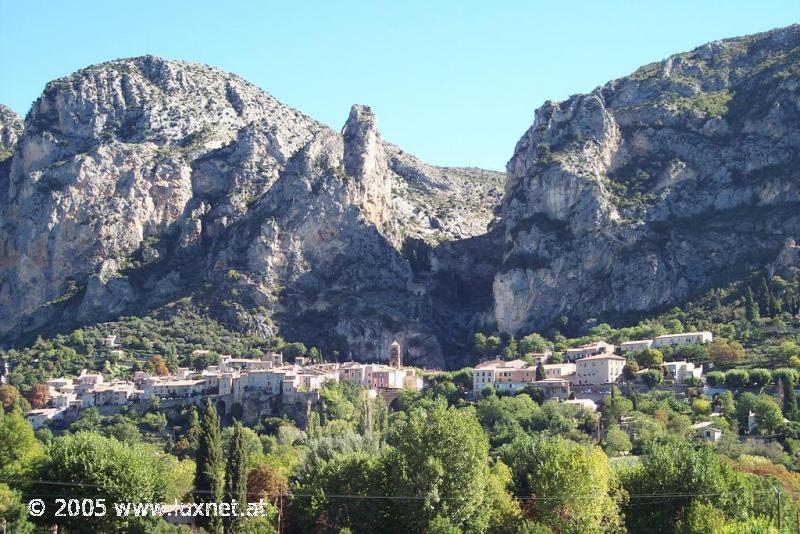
575,354,626,385
473,360,501,392
662,361,703,384
542,363,576,380
472,360,573,395
692,421,723,443
652,332,713,348
27,407,66,429
619,340,653,352
565,398,598,412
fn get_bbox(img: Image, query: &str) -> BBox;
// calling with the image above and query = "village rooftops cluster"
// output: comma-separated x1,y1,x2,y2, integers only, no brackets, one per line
28,346,422,430
472,330,714,397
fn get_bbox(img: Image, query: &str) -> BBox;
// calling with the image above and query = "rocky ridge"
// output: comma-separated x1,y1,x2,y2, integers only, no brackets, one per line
0,56,501,365
495,24,800,334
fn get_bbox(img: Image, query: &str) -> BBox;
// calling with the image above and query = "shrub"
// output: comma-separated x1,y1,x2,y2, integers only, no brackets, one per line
724,369,749,390
705,371,726,387
748,368,772,389
642,369,663,388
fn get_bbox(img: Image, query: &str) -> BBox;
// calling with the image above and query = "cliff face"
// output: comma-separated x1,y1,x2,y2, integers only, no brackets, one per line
0,56,502,365
0,105,22,155
495,24,800,334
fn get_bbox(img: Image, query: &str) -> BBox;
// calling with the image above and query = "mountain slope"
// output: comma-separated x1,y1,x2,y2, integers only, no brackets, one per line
495,24,800,334
0,56,501,364
3,25,800,366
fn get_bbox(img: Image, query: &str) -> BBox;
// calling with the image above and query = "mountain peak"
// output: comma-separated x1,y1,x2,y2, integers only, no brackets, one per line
342,104,385,180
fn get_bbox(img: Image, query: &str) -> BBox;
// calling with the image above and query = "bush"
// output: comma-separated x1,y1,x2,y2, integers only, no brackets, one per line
706,371,726,387
748,368,772,388
636,348,664,369
724,369,749,390
642,369,663,388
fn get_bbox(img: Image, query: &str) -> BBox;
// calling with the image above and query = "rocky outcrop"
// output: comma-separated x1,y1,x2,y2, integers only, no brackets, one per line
495,24,800,334
0,105,22,156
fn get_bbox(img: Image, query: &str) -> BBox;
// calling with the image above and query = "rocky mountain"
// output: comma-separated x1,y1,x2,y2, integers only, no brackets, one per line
2,24,800,366
0,56,502,365
0,105,22,158
495,24,800,334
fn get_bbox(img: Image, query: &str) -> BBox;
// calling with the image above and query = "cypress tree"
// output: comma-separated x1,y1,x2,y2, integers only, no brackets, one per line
373,394,389,443
744,287,760,322
784,376,798,421
224,422,248,533
195,399,224,533
771,293,783,316
758,277,772,316
535,362,545,381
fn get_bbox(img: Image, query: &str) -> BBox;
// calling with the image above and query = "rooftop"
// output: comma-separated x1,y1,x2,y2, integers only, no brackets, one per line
577,353,626,362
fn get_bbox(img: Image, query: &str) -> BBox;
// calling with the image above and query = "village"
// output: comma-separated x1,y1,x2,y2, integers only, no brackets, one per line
26,339,424,430
473,331,711,408
24,331,718,432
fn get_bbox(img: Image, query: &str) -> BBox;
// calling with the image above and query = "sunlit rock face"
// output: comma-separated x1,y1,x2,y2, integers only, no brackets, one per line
495,25,800,334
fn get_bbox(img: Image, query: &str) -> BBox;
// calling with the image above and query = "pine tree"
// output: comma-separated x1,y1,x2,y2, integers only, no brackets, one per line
195,399,224,533
224,422,248,533
744,287,760,322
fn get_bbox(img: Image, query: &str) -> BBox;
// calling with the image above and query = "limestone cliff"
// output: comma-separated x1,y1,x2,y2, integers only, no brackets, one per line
0,56,501,365
0,105,22,157
495,24,800,334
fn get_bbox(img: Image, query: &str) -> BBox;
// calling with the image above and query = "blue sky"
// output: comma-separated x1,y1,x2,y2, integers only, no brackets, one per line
1,1,798,170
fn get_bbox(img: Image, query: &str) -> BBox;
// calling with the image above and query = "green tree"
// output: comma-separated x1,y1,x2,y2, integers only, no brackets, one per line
0,384,21,411
0,483,34,533
758,277,772,316
780,375,798,421
604,395,633,423
502,336,519,359
642,369,663,388
636,348,664,369
224,422,248,533
620,441,745,533
36,432,166,532
753,395,784,435
473,333,488,359
195,399,224,533
744,286,760,322
519,333,552,355
680,500,728,533
748,368,772,389
535,362,545,381
604,426,632,457
770,341,800,366
500,434,623,533
385,402,494,531
623,361,640,381
706,371,726,387
724,369,749,390
485,336,502,358
708,340,745,367
0,410,43,478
